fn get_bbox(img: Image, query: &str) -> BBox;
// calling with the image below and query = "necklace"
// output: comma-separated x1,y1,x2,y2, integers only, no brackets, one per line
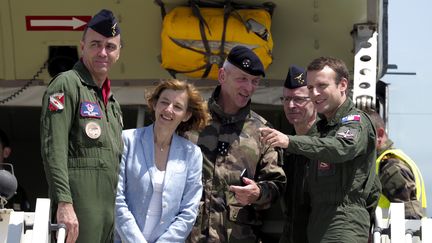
154,131,171,152
156,142,169,152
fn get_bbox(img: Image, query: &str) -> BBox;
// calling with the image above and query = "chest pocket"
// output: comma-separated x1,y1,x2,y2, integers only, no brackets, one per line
74,87,107,148
309,160,343,203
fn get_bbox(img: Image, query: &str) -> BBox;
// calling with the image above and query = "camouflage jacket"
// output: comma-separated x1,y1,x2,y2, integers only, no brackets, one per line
377,139,425,219
186,86,286,243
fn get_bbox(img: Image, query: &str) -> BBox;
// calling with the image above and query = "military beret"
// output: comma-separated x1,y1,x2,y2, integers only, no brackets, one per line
227,46,265,77
87,9,120,37
284,65,306,89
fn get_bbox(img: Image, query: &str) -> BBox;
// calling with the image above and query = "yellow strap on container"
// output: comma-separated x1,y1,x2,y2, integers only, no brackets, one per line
160,7,273,80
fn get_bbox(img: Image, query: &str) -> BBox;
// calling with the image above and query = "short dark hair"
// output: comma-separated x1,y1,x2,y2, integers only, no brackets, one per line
147,79,211,135
0,129,10,148
307,56,349,85
365,109,385,130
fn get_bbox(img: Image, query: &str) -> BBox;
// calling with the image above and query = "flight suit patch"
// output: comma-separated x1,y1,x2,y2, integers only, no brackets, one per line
80,101,102,118
336,127,358,140
48,93,65,111
317,161,335,176
341,114,361,123
85,121,102,139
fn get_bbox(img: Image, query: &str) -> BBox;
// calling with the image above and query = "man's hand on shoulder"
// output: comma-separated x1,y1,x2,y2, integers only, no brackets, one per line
259,127,289,149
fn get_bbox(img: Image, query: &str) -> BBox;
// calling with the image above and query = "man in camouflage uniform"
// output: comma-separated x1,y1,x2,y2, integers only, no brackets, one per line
261,57,378,242
367,110,426,219
186,46,286,243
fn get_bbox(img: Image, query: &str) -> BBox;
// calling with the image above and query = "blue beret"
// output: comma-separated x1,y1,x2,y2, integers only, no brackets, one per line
284,65,306,89
227,46,265,77
87,9,120,37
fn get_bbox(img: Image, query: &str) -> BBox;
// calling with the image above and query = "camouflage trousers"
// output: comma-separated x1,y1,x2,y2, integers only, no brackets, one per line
187,204,261,243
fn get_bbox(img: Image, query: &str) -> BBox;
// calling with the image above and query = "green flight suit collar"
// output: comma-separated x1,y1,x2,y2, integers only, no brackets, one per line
73,60,99,88
319,98,354,126
377,139,394,156
208,85,251,125
291,117,320,136
73,60,114,99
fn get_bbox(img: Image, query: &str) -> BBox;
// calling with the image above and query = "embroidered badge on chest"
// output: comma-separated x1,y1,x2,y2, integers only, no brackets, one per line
217,141,230,156
318,162,331,171
48,93,65,111
336,128,358,140
317,161,335,176
85,121,102,139
80,101,102,118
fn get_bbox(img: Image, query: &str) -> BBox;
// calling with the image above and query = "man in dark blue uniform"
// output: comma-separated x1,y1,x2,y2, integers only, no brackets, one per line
259,65,317,243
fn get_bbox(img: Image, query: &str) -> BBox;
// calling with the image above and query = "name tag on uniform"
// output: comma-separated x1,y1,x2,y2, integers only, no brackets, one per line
317,161,335,176
80,102,102,118
318,162,331,170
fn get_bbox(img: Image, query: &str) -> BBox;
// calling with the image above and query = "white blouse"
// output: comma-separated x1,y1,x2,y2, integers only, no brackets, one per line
143,168,166,240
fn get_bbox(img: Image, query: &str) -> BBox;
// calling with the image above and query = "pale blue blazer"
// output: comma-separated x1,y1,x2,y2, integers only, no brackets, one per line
115,124,203,243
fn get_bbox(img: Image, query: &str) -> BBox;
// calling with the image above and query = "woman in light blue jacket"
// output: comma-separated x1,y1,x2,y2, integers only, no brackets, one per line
115,80,210,243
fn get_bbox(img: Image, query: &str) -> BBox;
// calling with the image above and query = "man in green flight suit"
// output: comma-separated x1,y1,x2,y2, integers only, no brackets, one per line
367,109,426,219
40,9,123,243
186,46,286,243
261,57,378,242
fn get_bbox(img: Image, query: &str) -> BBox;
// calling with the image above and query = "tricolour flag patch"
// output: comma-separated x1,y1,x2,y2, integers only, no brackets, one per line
341,114,361,123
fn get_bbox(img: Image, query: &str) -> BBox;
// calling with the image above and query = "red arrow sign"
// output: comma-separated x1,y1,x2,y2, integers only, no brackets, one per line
26,16,92,31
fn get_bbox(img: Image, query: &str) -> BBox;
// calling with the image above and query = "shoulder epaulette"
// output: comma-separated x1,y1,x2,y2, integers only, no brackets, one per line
250,110,271,127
